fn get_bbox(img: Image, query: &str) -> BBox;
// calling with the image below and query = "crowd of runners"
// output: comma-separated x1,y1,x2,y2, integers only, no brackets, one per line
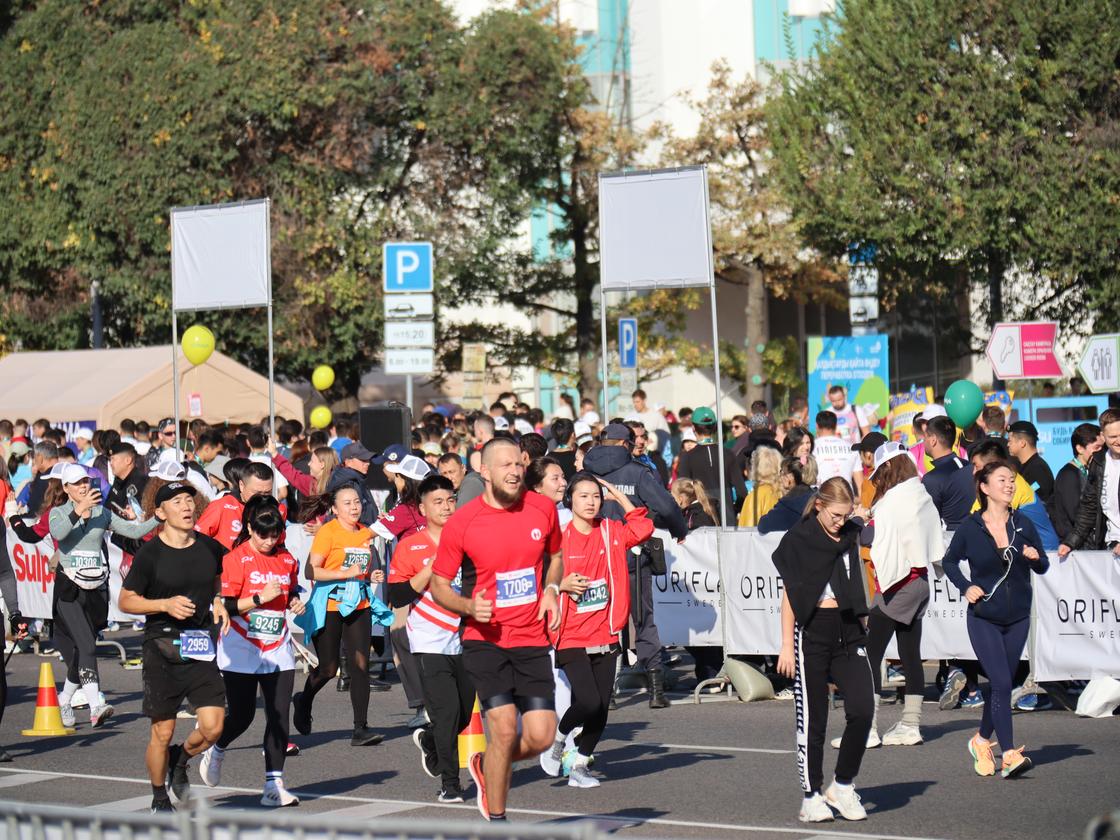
0,385,1111,821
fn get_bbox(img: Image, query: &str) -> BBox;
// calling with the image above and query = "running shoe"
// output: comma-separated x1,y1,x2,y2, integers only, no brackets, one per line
150,797,175,814
468,752,488,820
106,621,120,633
438,785,465,804
881,722,923,746
406,709,429,729
413,727,439,779
939,668,966,710
1001,747,1032,779
166,744,191,802
0,749,12,763
351,726,384,746
824,781,867,820
568,761,600,789
292,693,312,736
176,708,197,719
59,702,75,728
199,746,223,787
262,778,299,807
90,703,114,728
285,742,301,757
968,732,995,777
886,665,906,686
960,691,985,709
540,736,565,778
830,729,881,750
336,674,349,692
773,687,795,700
369,677,392,692
798,793,834,823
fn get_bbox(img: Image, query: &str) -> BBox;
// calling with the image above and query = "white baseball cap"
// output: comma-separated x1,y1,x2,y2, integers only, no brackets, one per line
151,460,187,482
72,427,94,441
580,410,601,426
513,418,534,436
573,421,593,445
60,464,90,485
922,404,948,421
869,441,913,478
386,454,433,482
493,416,510,431
681,427,698,443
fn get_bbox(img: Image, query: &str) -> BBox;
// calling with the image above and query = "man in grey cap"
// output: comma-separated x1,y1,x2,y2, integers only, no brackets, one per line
584,423,688,709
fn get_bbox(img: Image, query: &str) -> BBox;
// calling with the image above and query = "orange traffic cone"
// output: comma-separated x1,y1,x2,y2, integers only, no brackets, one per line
457,696,486,768
22,662,76,737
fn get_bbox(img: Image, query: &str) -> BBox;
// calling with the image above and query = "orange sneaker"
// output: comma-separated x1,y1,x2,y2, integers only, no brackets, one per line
468,751,489,820
968,733,995,776
1001,746,1032,779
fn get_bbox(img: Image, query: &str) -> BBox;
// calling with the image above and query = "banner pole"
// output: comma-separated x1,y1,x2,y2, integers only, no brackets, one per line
265,198,276,436
702,167,728,527
600,285,610,422
172,308,180,451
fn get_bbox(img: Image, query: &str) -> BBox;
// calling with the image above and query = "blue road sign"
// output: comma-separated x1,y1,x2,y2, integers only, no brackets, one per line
383,242,434,293
619,318,638,369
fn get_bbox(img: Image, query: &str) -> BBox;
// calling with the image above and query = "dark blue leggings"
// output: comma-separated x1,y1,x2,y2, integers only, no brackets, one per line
966,614,1029,750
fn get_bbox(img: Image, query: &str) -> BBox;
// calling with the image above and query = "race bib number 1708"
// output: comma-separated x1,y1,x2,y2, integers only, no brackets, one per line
495,567,537,608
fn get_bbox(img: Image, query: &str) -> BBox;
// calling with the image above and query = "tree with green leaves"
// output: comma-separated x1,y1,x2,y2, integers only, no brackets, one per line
0,0,573,395
767,0,1120,353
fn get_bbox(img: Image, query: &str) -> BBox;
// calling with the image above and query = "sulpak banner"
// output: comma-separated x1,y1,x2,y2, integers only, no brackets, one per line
1032,551,1120,682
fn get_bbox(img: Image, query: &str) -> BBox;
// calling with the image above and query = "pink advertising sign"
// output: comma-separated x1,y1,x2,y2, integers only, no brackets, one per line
986,321,1062,380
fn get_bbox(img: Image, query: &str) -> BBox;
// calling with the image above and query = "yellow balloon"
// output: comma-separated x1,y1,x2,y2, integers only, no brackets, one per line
181,325,215,366
311,364,336,392
309,405,333,430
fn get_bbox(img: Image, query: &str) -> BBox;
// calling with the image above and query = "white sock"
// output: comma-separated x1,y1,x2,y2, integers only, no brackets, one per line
83,680,101,707
265,771,282,786
832,779,853,790
572,753,590,769
59,680,79,704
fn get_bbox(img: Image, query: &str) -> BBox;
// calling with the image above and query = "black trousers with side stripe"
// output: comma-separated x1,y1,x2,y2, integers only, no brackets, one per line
793,608,875,795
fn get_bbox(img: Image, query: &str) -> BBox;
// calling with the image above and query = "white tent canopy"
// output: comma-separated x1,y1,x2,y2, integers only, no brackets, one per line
0,346,304,429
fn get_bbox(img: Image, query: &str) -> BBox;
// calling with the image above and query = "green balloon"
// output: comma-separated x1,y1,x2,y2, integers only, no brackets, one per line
751,374,763,385
755,343,766,354
944,379,985,428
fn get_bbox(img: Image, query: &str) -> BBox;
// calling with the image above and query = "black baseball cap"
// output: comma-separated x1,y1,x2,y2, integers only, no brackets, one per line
154,481,196,506
1008,421,1039,443
340,442,375,462
852,431,889,453
602,422,634,442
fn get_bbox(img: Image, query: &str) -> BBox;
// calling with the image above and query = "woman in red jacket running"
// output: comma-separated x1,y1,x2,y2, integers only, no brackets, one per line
539,471,653,788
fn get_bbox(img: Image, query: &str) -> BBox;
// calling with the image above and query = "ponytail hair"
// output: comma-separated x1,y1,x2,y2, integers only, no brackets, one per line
233,494,285,548
802,476,855,519
299,482,361,524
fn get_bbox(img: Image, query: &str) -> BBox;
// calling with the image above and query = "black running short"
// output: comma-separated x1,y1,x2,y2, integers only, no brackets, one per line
462,641,554,712
142,637,226,720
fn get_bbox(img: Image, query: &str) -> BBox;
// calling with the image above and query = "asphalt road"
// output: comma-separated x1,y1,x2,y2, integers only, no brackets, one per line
0,633,1115,840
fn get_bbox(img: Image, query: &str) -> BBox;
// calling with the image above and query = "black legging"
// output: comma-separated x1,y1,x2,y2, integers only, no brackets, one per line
219,670,294,773
866,608,924,696
302,608,371,727
557,648,618,757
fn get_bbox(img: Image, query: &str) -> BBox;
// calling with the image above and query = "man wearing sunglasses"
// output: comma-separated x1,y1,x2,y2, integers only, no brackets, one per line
146,418,180,473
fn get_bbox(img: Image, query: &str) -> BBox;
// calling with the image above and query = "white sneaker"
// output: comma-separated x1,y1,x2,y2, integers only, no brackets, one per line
830,729,880,749
539,737,565,778
798,792,834,822
825,781,867,821
567,762,600,788
881,721,923,746
71,688,89,709
261,779,299,807
90,703,114,728
199,746,223,787
59,702,75,728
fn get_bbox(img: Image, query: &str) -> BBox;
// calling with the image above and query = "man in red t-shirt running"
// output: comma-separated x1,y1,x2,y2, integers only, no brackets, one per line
431,438,563,823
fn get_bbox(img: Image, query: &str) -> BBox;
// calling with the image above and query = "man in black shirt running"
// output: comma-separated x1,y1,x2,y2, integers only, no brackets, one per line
120,482,230,813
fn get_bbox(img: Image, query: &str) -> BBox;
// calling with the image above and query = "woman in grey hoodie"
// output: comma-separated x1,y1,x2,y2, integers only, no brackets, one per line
49,464,159,727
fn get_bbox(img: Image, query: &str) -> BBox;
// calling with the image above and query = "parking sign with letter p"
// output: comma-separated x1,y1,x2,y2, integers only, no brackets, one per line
383,242,434,293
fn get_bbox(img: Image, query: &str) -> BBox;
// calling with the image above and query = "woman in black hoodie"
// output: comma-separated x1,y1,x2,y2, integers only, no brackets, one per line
774,477,873,824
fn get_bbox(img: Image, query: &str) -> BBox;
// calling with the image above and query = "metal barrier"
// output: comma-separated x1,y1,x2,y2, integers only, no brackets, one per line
0,799,610,840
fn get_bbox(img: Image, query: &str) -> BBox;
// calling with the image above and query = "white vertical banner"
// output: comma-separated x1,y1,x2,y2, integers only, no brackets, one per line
6,522,54,620
1033,551,1120,681
650,528,722,646
721,529,786,655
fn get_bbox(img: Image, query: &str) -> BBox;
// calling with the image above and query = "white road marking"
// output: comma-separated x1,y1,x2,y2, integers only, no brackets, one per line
0,773,55,790
659,743,792,754
0,767,949,840
323,802,422,819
